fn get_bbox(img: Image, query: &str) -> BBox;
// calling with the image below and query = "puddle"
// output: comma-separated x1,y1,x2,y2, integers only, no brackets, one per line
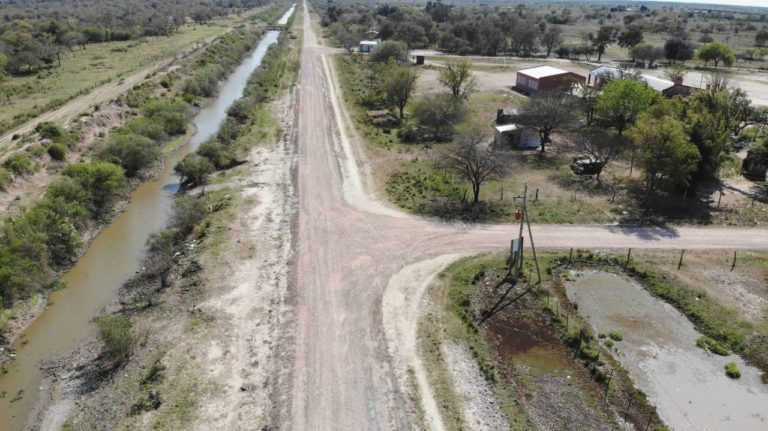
566,271,768,431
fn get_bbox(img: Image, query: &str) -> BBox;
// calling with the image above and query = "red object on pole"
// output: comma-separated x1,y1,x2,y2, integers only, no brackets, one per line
515,209,522,220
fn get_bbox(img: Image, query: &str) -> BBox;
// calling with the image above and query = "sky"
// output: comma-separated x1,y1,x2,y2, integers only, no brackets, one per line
640,0,768,8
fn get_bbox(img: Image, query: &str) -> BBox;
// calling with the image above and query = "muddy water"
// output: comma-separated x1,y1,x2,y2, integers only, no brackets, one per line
0,5,293,425
566,271,768,431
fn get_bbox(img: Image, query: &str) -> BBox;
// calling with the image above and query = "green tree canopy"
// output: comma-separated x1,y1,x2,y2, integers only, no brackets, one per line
629,115,701,198
697,42,735,68
381,65,418,120
594,79,660,135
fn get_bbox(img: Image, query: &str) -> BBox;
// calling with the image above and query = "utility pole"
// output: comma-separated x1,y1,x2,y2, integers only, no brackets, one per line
517,183,527,277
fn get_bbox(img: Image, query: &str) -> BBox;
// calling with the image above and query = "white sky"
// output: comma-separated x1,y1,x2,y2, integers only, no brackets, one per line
640,0,768,8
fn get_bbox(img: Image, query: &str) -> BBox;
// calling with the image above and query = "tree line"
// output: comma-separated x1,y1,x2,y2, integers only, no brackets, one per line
0,0,270,76
322,1,761,66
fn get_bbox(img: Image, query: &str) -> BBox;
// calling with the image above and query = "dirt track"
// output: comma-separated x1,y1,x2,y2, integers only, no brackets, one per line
276,3,768,429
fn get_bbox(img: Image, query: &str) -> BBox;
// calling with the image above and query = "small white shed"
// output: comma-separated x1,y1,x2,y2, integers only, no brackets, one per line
359,40,379,53
494,124,540,150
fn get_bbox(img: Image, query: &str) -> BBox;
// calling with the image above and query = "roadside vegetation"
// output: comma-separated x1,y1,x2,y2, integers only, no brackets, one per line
60,10,297,427
0,17,277,355
424,253,667,430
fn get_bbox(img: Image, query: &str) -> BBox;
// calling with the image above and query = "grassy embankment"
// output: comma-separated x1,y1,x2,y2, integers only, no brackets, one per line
0,18,277,363
61,10,299,428
424,253,668,430
333,54,621,224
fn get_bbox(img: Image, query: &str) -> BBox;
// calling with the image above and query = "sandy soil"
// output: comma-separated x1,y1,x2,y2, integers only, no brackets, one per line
440,341,510,431
278,3,768,430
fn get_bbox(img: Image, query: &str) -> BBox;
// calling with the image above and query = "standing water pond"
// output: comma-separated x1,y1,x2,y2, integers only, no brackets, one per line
0,5,294,428
566,271,768,431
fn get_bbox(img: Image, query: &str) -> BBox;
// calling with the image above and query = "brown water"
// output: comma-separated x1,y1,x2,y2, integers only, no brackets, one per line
0,6,293,425
566,271,768,431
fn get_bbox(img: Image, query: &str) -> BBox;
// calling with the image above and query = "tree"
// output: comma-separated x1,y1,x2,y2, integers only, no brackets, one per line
413,93,466,142
629,116,700,199
174,154,214,187
618,25,644,49
381,66,418,120
594,79,660,135
438,60,476,100
630,42,664,68
370,40,408,64
755,28,768,47
517,91,578,153
664,38,694,63
540,26,563,57
590,25,617,62
438,128,507,216
698,42,735,68
571,126,624,182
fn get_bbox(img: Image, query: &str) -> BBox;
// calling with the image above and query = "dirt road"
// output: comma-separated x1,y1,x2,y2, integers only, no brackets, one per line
279,3,768,429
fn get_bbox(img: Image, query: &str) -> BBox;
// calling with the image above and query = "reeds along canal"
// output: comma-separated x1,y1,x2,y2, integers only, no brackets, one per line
565,271,768,431
0,5,295,428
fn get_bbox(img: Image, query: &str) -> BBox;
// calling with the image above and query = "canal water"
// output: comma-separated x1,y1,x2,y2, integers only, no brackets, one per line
566,271,768,431
0,5,294,428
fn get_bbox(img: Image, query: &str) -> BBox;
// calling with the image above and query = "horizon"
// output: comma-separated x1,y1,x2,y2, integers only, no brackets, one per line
638,0,768,8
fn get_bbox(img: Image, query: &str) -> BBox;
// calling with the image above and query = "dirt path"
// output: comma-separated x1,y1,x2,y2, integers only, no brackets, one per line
0,30,229,155
278,3,768,430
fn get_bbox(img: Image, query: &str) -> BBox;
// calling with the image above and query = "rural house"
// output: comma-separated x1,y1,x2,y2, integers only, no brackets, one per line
515,65,585,94
359,40,379,53
494,124,541,150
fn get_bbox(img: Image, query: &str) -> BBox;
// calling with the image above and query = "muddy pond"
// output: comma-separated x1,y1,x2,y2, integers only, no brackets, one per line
566,271,768,431
0,5,294,428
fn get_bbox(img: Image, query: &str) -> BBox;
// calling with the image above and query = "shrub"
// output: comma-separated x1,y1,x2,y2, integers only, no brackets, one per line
94,314,134,366
141,99,188,136
197,140,237,169
101,133,159,176
174,154,214,187
123,117,166,141
0,168,10,190
47,143,67,161
27,144,46,158
696,336,731,356
370,41,408,64
4,154,35,176
35,122,64,141
609,331,623,341
63,162,125,212
724,362,741,379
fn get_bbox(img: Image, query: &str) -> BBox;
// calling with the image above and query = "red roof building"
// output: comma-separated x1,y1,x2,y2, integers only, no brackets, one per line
515,65,585,93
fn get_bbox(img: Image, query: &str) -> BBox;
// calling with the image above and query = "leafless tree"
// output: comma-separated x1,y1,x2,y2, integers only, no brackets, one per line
517,90,578,153
570,127,625,183
439,128,508,217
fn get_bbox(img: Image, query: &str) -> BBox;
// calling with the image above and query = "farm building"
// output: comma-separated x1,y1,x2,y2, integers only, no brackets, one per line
359,40,379,53
515,66,585,93
494,124,540,150
588,65,694,97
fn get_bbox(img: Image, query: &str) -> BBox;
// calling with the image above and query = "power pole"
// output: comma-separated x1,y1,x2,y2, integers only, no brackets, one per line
517,183,527,277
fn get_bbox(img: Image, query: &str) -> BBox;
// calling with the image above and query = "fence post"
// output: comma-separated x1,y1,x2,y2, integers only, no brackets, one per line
677,249,685,270
731,251,737,272
568,247,573,265
625,248,632,268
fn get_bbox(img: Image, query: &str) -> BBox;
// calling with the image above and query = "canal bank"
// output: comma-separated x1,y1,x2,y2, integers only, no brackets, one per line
0,5,296,428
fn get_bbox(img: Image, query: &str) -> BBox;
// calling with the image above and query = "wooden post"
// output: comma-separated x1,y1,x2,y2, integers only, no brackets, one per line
535,188,539,201
604,369,614,400
565,313,569,331
500,184,504,201
568,247,573,265
677,249,685,270
717,191,723,208
517,184,528,277
574,331,582,359
625,392,635,422
731,251,737,272
625,248,632,267
523,202,542,287
644,416,653,431
629,147,636,177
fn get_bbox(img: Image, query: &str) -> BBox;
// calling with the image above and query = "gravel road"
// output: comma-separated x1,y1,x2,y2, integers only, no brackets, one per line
279,3,768,430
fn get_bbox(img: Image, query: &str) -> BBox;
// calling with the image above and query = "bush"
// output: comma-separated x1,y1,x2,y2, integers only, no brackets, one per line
696,336,731,356
370,41,408,64
94,314,134,366
174,154,214,187
0,168,10,190
197,140,237,169
724,362,741,379
141,99,188,136
63,162,125,212
123,117,167,141
608,331,623,341
35,121,64,141
27,144,46,158
4,154,35,176
101,133,159,176
47,143,67,161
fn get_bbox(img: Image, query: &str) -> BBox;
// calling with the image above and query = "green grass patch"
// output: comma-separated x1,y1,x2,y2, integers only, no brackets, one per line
697,336,731,356
725,362,741,379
